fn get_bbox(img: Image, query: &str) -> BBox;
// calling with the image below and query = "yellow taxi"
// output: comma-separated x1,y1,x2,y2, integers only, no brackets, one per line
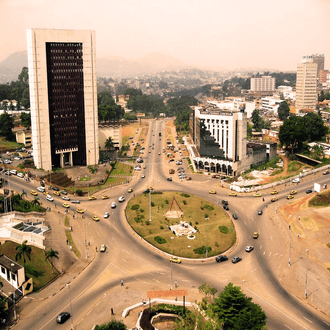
76,208,84,214
54,191,60,196
62,203,70,208
271,190,278,195
271,197,278,202
229,192,237,197
128,188,133,193
43,191,49,196
92,215,100,221
290,190,297,195
30,190,38,196
101,195,109,200
253,193,262,197
209,190,217,194
170,257,181,264
89,196,97,201
287,194,294,200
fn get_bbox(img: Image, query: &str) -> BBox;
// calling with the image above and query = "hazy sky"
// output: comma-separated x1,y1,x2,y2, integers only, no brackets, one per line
1,0,330,71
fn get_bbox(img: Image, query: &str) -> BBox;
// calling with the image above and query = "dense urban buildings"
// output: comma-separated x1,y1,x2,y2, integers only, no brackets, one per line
295,58,318,112
27,28,99,171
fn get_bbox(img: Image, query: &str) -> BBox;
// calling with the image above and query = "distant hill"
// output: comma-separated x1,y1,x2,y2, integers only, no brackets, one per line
0,51,191,82
0,51,28,83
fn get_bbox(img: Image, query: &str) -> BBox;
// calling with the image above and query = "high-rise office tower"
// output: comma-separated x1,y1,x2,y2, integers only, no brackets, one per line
250,76,275,92
295,59,317,112
27,29,99,171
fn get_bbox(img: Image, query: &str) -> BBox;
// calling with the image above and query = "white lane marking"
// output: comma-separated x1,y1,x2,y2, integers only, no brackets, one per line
97,231,100,236
271,236,273,241
153,279,159,283
274,253,278,256
251,268,257,273
124,250,130,255
159,272,166,275
280,254,283,257
111,236,115,241
122,259,127,263
324,321,330,327
263,252,265,255
244,221,247,225
268,294,277,300
284,324,293,330
265,222,268,227
245,288,310,330
95,301,101,306
269,252,272,257
303,317,312,323
182,280,191,282
260,245,262,249
251,217,255,221
87,309,92,315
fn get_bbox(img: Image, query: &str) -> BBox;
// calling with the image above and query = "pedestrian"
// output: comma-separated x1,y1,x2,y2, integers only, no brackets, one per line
55,204,57,208
175,280,178,288
70,245,73,251
111,308,114,315
298,216,300,221
289,225,291,230
96,246,98,252
298,234,300,238
66,239,69,245
263,197,265,202
121,279,124,286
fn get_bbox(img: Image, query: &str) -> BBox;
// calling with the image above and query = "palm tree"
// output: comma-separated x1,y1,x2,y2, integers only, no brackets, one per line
20,190,27,200
45,248,59,273
105,137,114,151
15,240,32,267
31,197,40,210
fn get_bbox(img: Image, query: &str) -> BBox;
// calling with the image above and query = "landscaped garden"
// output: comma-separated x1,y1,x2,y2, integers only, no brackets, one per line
126,191,235,258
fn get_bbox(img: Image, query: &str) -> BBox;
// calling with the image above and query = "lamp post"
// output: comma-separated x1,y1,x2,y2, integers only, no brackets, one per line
67,284,73,329
11,263,16,321
305,249,309,298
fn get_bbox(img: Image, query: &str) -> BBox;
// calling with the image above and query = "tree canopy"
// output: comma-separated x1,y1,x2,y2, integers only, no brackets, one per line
0,112,14,140
20,112,31,129
15,240,32,267
212,283,267,330
277,101,290,121
95,320,127,330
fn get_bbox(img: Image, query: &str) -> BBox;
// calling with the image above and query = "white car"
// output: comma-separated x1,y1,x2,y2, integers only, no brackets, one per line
111,202,117,209
118,196,125,203
46,195,54,202
62,196,70,201
142,174,145,178
14,157,21,161
17,173,24,178
104,212,110,218
37,187,46,192
10,170,17,175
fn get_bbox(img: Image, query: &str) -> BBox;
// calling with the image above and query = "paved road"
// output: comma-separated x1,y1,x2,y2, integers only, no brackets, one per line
8,119,330,329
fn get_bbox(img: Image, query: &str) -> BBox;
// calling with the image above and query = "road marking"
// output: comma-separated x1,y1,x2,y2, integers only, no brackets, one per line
95,301,101,306
245,287,310,330
274,253,278,256
324,321,330,327
303,317,312,323
251,268,257,272
87,309,92,315
159,272,166,275
284,324,293,330
269,252,272,257
280,254,283,257
182,280,191,282
251,218,255,221
111,236,115,241
260,245,262,249
263,252,265,255
268,294,276,300
122,259,127,263
244,221,247,225
153,279,159,283
97,231,99,236
124,250,130,255
271,236,273,241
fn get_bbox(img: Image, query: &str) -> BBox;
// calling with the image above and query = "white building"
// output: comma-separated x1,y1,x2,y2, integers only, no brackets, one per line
295,59,318,113
261,97,285,115
276,86,295,101
250,76,275,92
27,28,99,171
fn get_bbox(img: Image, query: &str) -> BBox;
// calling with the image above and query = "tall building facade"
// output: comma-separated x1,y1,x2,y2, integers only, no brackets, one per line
27,29,99,171
250,76,275,92
295,59,318,112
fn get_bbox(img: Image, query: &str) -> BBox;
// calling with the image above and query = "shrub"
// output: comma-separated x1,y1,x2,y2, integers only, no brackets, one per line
75,189,83,196
140,208,144,212
134,217,143,223
154,236,167,244
165,199,169,204
180,193,190,198
183,200,187,205
219,226,228,234
193,246,212,254
160,225,164,229
18,163,25,169
204,214,209,218
131,204,140,210
151,202,155,207
201,204,214,211
195,221,199,225
145,221,150,225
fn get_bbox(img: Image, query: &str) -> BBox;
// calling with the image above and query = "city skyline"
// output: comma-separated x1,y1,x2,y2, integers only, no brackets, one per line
1,0,330,72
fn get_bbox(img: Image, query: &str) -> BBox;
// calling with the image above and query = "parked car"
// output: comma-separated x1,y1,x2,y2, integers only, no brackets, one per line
271,197,278,202
62,196,70,201
51,186,60,191
167,177,172,181
215,255,228,262
223,205,229,211
323,170,329,175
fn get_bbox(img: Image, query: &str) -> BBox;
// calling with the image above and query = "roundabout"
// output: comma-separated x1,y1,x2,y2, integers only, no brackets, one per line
126,191,236,259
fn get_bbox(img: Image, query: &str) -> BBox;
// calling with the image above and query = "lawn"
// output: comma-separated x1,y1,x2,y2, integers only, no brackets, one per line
0,241,58,292
110,162,133,176
308,190,330,207
126,191,235,258
0,138,24,151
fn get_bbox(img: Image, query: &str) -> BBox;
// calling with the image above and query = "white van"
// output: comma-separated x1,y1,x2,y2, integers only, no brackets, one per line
37,187,46,192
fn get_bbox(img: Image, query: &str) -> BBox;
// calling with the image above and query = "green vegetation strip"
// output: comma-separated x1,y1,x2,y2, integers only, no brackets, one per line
308,191,330,207
65,231,80,258
126,191,235,258
0,241,58,292
110,162,133,176
64,216,70,227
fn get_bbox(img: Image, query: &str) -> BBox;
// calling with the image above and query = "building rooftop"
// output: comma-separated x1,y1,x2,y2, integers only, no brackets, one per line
0,255,22,273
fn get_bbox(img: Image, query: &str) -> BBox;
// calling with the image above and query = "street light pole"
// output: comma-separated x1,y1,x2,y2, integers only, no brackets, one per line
67,284,74,329
305,249,309,298
11,263,16,321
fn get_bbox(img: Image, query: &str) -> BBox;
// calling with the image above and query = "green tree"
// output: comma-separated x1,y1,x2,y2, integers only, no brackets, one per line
247,122,253,138
18,67,29,83
31,197,40,209
105,137,114,151
251,109,263,132
212,283,266,330
279,116,306,153
95,320,127,330
303,112,328,142
45,248,59,273
199,282,217,298
277,101,290,121
20,112,31,129
15,240,32,267
0,112,14,140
